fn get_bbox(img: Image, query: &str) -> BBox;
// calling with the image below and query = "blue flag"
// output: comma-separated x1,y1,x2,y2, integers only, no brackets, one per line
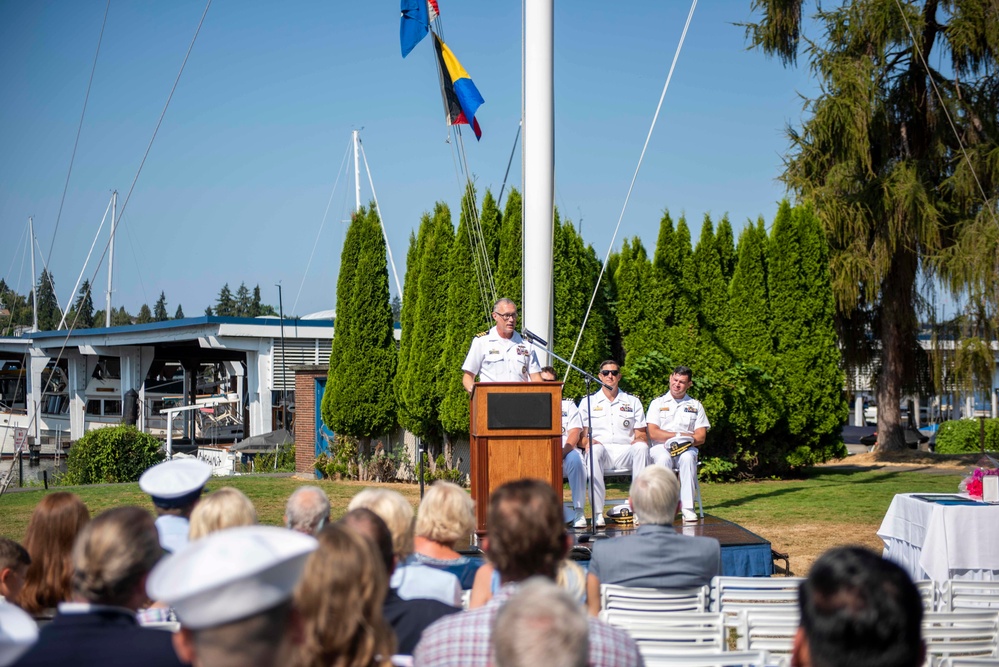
400,0,428,58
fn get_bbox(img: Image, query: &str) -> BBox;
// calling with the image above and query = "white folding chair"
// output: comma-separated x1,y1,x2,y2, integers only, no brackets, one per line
736,610,800,665
710,576,802,625
915,579,938,611
940,580,999,612
599,610,727,653
638,649,771,667
936,659,999,667
923,611,999,663
601,583,710,613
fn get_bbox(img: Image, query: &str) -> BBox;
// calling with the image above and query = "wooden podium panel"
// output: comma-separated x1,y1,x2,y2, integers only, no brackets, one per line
469,382,562,532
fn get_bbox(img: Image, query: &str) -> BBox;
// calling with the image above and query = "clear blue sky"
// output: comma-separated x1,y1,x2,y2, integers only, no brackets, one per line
1,1,820,319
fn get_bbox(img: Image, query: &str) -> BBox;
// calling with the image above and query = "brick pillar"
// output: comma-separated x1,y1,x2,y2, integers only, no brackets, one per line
293,365,328,476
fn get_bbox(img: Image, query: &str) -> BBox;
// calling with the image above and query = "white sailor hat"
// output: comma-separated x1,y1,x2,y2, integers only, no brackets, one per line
146,525,317,630
139,458,212,509
0,602,38,667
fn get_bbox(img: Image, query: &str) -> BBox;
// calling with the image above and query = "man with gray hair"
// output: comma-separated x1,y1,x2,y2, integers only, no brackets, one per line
492,577,588,667
284,485,330,535
586,465,720,598
461,298,542,394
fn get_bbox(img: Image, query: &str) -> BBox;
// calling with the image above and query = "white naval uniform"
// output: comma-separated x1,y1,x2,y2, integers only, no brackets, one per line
561,399,585,513
461,327,541,382
647,392,710,513
581,389,651,519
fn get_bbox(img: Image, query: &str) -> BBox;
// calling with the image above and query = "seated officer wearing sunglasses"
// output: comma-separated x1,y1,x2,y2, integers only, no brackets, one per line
462,298,542,395
579,360,650,527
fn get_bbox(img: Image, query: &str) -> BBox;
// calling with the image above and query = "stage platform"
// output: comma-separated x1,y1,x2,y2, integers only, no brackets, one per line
563,506,774,578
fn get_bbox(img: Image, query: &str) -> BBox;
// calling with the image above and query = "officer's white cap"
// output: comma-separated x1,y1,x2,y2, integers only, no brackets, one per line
146,525,317,630
139,458,212,507
0,603,38,667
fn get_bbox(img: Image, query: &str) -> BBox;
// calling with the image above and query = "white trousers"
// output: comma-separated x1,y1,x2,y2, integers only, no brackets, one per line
650,444,698,513
563,448,586,511
584,442,651,516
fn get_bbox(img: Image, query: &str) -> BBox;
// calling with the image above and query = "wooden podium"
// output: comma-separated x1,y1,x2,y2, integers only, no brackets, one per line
469,382,562,532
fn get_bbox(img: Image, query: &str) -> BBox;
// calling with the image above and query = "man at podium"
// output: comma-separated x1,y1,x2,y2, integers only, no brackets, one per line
461,298,542,394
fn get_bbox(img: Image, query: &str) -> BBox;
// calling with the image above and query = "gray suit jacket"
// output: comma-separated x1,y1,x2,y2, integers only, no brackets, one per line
589,523,722,589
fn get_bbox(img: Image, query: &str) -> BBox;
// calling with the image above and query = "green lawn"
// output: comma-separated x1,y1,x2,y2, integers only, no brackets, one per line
0,465,964,553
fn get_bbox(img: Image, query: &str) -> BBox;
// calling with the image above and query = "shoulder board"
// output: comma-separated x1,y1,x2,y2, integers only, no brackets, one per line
475,331,488,337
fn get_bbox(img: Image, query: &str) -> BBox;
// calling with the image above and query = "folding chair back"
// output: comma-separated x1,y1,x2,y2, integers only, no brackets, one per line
923,611,999,662
737,610,800,665
601,583,710,613
941,580,999,612
599,610,726,653
638,649,771,667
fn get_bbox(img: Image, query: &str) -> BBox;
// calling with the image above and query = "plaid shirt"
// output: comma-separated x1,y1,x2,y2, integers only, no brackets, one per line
412,583,644,667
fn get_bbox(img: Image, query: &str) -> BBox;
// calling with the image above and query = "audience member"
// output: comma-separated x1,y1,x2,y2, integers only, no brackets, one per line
587,465,719,599
491,577,588,667
468,559,598,616
148,525,317,667
139,458,212,553
341,508,459,657
347,489,461,606
0,603,37,667
14,506,185,667
413,479,644,667
793,546,925,667
0,538,30,604
188,487,257,540
16,492,90,619
412,482,480,589
293,519,394,667
284,486,330,536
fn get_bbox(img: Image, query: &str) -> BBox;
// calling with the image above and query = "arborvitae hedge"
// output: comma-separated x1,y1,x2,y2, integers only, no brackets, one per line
496,188,523,306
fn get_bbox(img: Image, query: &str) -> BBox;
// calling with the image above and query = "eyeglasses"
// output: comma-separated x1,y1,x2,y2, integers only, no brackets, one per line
599,369,620,377
493,311,518,320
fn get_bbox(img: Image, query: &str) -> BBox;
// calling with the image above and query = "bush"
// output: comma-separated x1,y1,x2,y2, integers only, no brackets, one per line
421,452,466,487
254,444,296,472
64,425,164,485
314,434,359,480
936,419,999,454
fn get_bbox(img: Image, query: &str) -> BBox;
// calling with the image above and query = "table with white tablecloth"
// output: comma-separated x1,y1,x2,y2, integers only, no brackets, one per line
877,493,999,581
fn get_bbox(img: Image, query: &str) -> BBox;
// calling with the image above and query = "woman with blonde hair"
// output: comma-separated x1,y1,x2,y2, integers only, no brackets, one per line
412,481,480,589
17,492,90,619
188,487,257,540
293,524,394,667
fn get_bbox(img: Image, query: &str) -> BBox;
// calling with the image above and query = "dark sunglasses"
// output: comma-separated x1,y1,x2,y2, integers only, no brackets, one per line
599,369,620,377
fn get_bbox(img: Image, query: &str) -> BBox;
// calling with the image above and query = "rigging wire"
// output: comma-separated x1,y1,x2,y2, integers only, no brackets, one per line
292,135,353,315
567,0,698,369
45,0,110,271
891,0,999,232
55,195,113,330
497,121,521,205
359,139,404,298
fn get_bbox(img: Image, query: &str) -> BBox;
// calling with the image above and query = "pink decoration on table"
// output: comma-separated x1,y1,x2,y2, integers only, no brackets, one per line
959,467,999,499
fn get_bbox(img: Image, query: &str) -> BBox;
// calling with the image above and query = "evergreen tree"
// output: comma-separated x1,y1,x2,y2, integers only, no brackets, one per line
747,0,999,451
495,188,522,305
650,211,678,353
395,227,426,437
250,285,263,317
715,215,736,283
112,306,132,326
136,304,154,324
769,201,847,463
692,214,731,373
390,295,401,324
215,284,235,317
34,269,60,331
552,213,611,400
399,202,453,443
479,189,503,277
612,237,654,366
235,283,251,317
664,216,697,366
204,306,213,316
153,292,169,321
321,205,397,449
92,310,105,328
175,304,185,319
71,280,95,329
440,188,491,435
724,219,773,367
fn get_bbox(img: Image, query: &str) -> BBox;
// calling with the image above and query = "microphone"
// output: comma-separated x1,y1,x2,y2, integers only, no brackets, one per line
521,328,549,347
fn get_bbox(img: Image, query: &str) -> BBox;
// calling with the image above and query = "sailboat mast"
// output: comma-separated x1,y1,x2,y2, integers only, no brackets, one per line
106,190,116,327
353,130,361,213
523,0,554,358
29,217,38,333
